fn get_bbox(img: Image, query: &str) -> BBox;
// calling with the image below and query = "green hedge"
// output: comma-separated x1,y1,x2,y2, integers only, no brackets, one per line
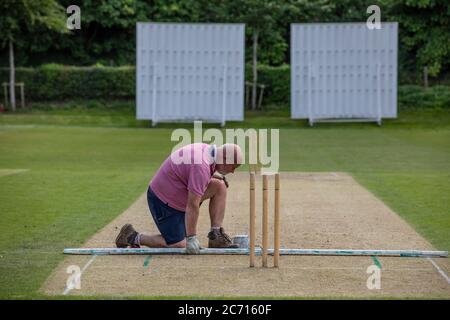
0,64,291,105
245,64,290,106
398,85,450,110
0,64,135,101
1,64,449,109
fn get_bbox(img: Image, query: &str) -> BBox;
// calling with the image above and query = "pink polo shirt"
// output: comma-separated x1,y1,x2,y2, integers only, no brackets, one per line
149,143,216,211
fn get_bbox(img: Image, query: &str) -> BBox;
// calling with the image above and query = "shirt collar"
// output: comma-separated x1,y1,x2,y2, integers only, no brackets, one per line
210,144,217,163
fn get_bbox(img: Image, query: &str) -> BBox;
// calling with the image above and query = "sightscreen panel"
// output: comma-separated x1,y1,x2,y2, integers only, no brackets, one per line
136,23,245,124
291,23,398,122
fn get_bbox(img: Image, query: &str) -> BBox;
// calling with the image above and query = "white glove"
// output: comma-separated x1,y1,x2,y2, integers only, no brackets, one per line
186,235,201,254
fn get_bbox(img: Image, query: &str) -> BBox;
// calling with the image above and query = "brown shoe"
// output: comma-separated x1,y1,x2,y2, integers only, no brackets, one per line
208,227,239,248
115,224,139,248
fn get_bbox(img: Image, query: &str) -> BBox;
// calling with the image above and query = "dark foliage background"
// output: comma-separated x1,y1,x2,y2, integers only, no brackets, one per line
1,0,449,82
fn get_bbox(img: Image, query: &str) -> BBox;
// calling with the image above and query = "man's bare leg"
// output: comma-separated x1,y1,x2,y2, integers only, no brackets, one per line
138,178,226,248
139,234,185,248
201,178,227,228
202,178,237,247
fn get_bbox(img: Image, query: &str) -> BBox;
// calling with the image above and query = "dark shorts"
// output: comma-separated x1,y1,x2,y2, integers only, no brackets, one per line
147,186,186,245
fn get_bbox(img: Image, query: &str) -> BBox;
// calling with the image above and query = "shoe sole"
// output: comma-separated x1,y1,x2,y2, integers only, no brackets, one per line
208,242,240,249
115,223,133,248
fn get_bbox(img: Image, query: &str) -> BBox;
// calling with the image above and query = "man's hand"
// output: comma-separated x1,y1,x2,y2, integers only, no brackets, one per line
186,235,201,254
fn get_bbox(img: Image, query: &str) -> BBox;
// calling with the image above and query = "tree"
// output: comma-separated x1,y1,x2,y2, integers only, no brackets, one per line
1,0,448,89
50,0,153,65
384,0,450,78
225,0,295,110
0,0,66,111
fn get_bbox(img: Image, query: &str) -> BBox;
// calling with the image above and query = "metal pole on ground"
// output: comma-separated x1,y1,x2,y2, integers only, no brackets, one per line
63,247,449,258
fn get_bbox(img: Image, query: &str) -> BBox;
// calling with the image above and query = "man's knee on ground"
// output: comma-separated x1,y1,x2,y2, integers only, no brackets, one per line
168,239,186,248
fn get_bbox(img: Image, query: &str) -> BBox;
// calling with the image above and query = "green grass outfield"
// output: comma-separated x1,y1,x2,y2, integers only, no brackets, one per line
0,107,449,299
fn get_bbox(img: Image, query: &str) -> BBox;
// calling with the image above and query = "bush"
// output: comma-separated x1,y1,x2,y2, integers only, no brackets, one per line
0,64,135,101
245,64,290,106
398,85,450,110
0,63,292,106
1,64,291,105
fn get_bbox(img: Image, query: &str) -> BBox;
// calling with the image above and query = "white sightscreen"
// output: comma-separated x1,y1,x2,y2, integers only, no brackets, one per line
291,23,398,124
136,23,245,125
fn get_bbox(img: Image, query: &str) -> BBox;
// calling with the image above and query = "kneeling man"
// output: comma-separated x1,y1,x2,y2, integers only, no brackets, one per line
116,143,242,254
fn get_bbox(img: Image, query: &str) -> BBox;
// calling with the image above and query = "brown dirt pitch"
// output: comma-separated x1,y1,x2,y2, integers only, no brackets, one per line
41,172,450,298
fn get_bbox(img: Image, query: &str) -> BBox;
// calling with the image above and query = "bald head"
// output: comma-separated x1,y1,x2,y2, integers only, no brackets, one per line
216,143,243,165
215,144,242,175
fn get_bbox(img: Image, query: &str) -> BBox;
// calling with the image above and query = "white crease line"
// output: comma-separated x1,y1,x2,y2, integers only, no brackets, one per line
427,258,450,284
63,255,97,295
